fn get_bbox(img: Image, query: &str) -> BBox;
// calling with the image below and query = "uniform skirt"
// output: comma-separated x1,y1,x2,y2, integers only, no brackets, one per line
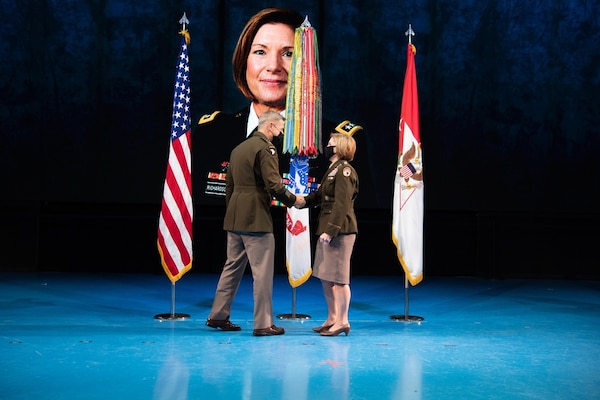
312,233,356,285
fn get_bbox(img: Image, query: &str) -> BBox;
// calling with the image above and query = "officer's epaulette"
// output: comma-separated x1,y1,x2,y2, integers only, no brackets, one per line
197,111,221,125
335,120,363,136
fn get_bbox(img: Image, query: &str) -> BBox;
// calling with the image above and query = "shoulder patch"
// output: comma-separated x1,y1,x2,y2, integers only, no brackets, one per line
335,120,363,136
197,111,221,125
268,145,277,156
343,166,352,177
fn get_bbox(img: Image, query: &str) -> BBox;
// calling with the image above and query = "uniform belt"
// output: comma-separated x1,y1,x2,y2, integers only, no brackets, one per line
234,185,264,193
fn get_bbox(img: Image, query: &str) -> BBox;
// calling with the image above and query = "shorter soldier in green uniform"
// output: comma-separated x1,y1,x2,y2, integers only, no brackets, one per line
302,132,359,337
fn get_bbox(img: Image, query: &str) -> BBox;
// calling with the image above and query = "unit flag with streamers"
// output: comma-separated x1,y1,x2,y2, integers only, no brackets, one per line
282,16,322,287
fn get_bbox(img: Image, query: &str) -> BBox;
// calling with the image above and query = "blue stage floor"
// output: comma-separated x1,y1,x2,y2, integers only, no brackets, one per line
1,272,599,399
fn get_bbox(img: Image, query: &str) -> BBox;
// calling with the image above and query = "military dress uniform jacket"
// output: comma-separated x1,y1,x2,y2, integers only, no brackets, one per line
223,131,296,233
193,105,375,208
304,159,358,237
193,108,251,206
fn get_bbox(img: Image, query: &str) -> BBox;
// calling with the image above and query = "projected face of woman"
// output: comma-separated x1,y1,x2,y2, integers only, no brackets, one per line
246,23,295,114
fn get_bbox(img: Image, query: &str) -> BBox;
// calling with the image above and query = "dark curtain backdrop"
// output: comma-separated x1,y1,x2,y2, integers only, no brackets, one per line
2,0,598,210
1,0,599,276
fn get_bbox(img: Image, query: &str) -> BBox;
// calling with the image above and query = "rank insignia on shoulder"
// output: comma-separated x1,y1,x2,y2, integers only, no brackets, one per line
198,111,221,125
335,120,363,136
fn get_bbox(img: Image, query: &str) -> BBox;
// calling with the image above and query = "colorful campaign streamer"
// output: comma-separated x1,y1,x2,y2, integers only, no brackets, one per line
284,16,321,156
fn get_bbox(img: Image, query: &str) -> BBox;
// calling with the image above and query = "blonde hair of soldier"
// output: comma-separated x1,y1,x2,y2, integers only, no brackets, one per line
330,132,356,162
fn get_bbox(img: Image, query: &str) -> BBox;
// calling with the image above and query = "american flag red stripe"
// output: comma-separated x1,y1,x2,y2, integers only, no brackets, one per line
157,32,193,283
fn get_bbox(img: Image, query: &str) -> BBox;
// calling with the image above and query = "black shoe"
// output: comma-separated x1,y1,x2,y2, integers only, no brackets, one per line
253,325,285,336
206,319,241,331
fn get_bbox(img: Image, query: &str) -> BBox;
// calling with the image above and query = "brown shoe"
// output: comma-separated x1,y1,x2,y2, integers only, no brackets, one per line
312,324,333,333
253,325,285,336
206,319,241,331
320,324,350,337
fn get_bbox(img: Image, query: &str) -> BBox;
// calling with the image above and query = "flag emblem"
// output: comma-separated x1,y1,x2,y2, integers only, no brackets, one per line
399,162,417,179
287,214,308,236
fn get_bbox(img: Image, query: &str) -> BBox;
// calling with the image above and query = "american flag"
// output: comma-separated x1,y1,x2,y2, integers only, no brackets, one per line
157,31,193,283
399,162,416,178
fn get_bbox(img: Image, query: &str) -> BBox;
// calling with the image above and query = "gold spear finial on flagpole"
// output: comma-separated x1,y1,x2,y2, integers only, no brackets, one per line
405,24,415,44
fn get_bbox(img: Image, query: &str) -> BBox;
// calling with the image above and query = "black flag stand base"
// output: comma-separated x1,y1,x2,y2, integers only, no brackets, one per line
391,314,424,322
154,282,190,321
155,313,189,321
277,287,311,320
390,275,424,322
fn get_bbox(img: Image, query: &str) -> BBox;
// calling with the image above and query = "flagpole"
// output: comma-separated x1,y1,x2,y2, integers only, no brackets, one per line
278,188,311,321
390,23,424,323
390,275,423,322
155,12,192,321
277,287,311,320
155,281,190,320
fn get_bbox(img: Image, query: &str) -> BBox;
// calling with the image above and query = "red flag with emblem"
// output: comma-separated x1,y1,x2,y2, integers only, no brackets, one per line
392,41,424,286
